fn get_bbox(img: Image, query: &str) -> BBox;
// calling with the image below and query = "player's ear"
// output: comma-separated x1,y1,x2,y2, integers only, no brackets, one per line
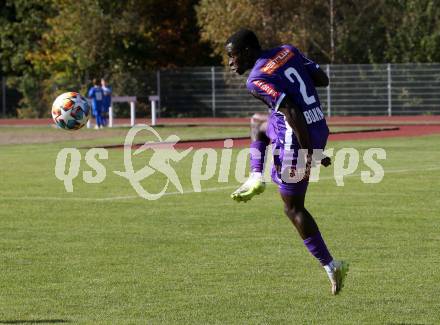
241,47,252,60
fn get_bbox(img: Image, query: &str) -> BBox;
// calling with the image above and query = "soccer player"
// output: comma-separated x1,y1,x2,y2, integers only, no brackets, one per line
225,29,348,294
101,78,112,127
88,78,104,129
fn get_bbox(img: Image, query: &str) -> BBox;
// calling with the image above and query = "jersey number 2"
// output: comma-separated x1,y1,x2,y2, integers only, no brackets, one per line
284,67,316,105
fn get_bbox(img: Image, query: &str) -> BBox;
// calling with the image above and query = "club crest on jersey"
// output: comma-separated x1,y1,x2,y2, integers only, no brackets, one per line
253,80,280,99
261,48,294,74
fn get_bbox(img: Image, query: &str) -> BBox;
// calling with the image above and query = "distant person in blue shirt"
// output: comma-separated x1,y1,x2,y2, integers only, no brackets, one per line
101,78,112,126
88,78,104,129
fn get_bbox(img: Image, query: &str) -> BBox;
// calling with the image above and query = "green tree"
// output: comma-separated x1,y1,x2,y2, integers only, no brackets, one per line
197,0,440,64
28,0,218,116
30,0,113,96
384,0,440,63
0,0,55,117
334,0,388,63
335,0,440,64
196,0,332,63
1,0,217,117
0,0,54,74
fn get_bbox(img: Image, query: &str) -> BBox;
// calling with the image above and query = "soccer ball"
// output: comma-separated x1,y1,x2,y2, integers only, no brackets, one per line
51,92,90,130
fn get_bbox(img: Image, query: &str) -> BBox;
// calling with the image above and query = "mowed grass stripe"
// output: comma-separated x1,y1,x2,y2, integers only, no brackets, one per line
0,130,439,324
1,165,439,202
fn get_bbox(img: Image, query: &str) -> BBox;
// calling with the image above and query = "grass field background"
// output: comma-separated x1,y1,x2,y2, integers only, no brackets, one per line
0,125,439,324
0,125,381,146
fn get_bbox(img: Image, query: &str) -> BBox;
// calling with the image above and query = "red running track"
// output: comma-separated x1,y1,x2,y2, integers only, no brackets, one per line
2,117,440,148
130,124,440,150
2,116,440,126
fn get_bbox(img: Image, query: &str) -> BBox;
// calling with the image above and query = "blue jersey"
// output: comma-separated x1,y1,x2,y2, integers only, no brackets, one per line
247,45,328,148
88,86,104,112
102,85,112,111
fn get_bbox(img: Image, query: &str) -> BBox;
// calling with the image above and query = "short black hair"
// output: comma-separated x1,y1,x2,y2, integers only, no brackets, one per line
226,28,261,51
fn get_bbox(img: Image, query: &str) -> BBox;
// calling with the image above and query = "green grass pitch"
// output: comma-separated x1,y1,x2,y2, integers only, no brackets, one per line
0,126,439,324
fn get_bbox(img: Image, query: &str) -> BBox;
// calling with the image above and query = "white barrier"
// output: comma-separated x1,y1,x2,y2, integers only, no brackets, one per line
86,96,136,128
149,95,159,126
108,96,137,127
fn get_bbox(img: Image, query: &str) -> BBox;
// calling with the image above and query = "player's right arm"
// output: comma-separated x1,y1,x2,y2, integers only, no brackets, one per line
277,97,312,152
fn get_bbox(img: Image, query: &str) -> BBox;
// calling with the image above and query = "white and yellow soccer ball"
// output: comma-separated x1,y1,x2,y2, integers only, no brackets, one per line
51,92,90,130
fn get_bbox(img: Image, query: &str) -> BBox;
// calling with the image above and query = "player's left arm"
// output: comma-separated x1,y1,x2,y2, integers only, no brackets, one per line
309,67,329,87
300,51,329,87
278,98,331,166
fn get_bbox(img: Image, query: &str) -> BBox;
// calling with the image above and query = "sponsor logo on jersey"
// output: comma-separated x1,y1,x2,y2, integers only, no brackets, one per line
261,48,294,74
253,80,280,99
303,106,325,124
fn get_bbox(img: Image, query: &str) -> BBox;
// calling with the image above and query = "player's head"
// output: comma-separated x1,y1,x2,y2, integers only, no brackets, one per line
93,78,99,86
225,28,261,75
101,78,106,86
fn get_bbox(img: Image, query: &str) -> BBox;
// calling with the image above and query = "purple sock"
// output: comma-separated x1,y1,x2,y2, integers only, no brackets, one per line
250,141,267,172
303,232,333,266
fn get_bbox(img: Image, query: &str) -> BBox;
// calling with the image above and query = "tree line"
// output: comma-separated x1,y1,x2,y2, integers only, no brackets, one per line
1,0,439,117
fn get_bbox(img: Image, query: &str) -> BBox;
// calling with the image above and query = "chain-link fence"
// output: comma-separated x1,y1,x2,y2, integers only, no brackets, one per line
157,63,440,117
2,63,440,118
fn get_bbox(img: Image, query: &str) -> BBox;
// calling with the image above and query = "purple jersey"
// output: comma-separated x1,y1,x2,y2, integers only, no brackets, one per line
247,44,329,149
247,45,329,194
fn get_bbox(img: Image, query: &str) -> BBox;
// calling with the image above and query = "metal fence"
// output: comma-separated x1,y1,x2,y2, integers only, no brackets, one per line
1,63,440,118
157,63,440,117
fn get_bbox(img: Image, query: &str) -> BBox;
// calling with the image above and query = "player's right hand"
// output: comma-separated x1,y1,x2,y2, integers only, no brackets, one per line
321,156,331,167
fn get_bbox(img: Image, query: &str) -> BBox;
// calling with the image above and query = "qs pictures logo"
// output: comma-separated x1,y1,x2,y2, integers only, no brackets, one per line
54,126,386,200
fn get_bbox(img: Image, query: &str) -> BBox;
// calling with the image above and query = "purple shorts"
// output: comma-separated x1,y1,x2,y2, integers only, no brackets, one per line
266,115,329,196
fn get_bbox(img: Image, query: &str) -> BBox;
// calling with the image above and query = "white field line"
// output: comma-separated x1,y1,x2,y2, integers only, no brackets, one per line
0,185,239,202
1,166,439,202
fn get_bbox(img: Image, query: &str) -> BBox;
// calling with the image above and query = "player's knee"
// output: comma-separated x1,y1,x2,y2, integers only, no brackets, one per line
284,205,305,223
251,113,266,123
251,114,269,142
284,205,299,219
